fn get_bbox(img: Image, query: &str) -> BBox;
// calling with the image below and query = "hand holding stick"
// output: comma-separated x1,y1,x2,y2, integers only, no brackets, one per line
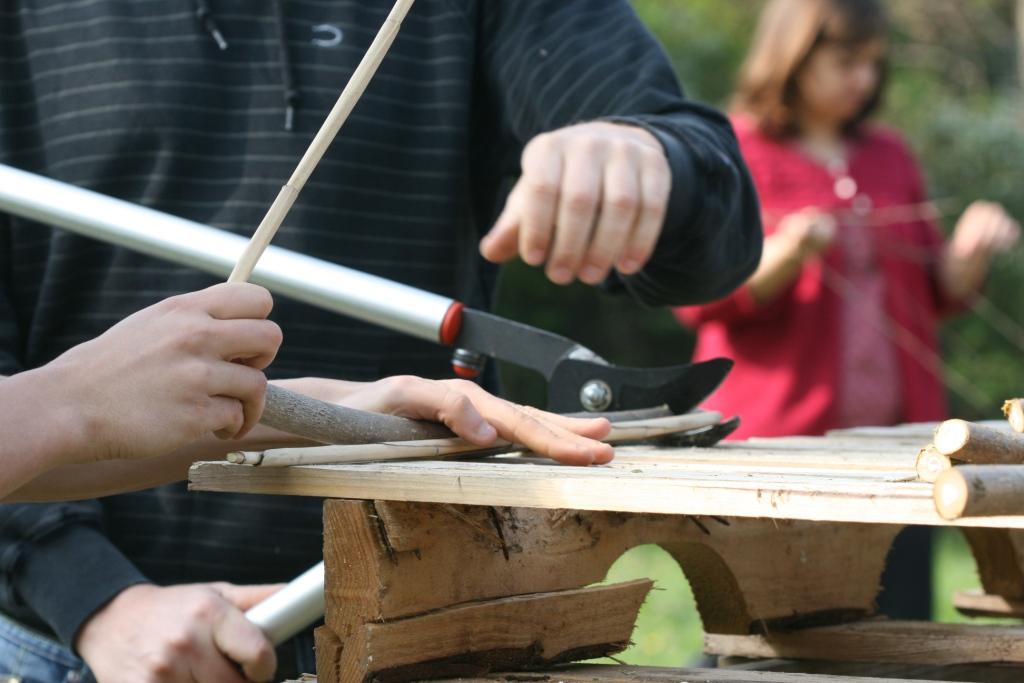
224,0,423,444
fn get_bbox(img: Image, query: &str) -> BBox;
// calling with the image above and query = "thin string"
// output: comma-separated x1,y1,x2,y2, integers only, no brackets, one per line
818,262,993,413
763,199,1024,356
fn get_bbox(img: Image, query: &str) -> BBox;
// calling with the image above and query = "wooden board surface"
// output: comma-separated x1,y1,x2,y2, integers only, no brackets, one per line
190,426,1024,527
190,447,1024,528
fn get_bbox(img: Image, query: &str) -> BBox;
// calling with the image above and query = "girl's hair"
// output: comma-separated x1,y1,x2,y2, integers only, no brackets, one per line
733,0,889,138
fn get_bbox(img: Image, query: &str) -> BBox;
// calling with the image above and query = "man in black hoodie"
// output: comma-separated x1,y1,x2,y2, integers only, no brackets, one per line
0,2,762,682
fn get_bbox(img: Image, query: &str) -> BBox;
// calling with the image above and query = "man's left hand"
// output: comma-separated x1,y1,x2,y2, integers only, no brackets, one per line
480,122,671,286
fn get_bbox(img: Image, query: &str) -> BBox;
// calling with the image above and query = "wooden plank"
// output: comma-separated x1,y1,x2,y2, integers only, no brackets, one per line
284,664,969,682
594,444,922,472
189,457,1024,528
322,501,897,640
961,529,1024,599
314,626,342,683
954,589,1024,618
827,420,1009,440
827,423,942,439
428,664,959,682
332,581,651,683
724,658,1021,682
744,436,925,452
705,619,1024,666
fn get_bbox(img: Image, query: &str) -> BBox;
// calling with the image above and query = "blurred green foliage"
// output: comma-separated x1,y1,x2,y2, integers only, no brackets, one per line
492,0,1024,665
495,0,1024,419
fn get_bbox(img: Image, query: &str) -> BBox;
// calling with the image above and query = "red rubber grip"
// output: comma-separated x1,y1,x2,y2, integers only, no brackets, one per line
452,364,481,379
439,301,464,346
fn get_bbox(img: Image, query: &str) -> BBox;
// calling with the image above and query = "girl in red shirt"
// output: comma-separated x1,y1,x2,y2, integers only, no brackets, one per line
676,0,1019,440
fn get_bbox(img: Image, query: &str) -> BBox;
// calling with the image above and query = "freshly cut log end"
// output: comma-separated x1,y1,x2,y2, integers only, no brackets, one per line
226,451,261,465
933,418,1024,464
933,465,1024,520
1005,399,1024,434
915,446,952,483
933,420,971,456
933,468,969,520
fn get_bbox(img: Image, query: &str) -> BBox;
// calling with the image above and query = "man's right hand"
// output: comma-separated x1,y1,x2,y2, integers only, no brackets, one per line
76,582,281,683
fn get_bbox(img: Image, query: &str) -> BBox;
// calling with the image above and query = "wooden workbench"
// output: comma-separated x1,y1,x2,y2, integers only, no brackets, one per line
191,424,1024,683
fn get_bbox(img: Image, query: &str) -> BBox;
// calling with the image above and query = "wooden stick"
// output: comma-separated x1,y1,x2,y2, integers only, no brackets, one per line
1005,398,1024,433
259,383,453,445
932,418,1024,463
914,445,952,483
228,411,723,466
229,0,416,282
953,588,1024,618
934,465,1024,519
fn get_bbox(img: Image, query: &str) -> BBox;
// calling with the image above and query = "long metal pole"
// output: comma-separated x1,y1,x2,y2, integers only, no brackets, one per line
245,562,325,646
0,163,453,343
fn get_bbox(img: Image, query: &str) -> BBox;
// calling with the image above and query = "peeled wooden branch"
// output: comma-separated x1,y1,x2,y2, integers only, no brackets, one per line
261,384,453,445
933,419,1024,464
934,465,1024,519
230,411,723,466
915,445,952,483
1005,399,1024,434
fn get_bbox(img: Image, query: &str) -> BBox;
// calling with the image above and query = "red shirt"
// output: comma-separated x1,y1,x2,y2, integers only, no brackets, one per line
675,117,959,438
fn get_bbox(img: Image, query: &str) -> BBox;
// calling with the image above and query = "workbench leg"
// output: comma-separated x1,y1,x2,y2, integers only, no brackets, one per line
955,529,1024,618
317,500,901,682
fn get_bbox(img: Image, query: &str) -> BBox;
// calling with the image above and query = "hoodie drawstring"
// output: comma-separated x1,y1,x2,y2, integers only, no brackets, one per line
191,0,300,131
193,0,228,50
272,0,301,132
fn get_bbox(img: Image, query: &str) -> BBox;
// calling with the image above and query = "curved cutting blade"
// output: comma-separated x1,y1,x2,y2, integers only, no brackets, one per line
547,357,733,414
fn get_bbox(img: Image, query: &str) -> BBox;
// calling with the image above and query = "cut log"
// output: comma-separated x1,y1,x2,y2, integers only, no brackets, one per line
914,446,952,483
933,465,1024,519
933,419,1024,463
954,589,1024,618
322,500,897,641
705,619,1024,666
1005,399,1024,434
334,580,651,683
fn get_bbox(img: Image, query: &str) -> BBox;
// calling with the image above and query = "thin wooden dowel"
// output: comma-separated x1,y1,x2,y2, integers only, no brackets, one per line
229,0,416,283
228,411,723,467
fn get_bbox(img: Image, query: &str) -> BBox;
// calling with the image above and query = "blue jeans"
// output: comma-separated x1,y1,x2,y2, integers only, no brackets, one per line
0,611,315,682
0,614,93,683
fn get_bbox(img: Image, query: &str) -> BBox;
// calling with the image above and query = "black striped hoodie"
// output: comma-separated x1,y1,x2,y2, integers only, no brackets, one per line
0,0,761,661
